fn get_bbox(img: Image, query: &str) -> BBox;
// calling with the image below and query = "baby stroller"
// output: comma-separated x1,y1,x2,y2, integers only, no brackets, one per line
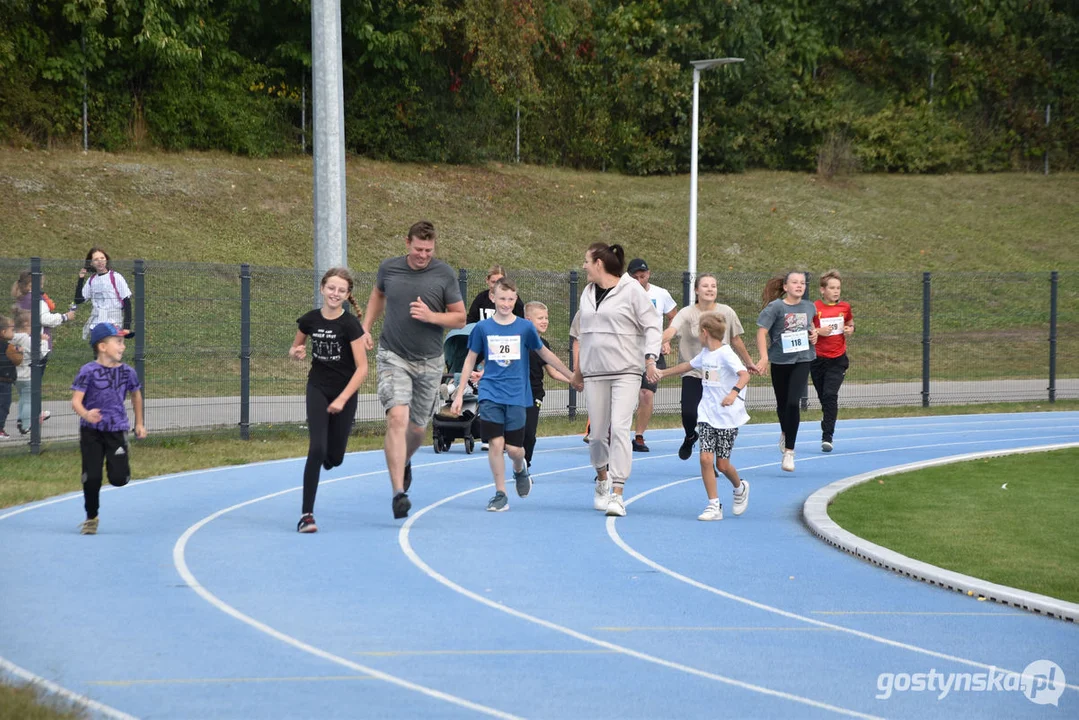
432,324,483,454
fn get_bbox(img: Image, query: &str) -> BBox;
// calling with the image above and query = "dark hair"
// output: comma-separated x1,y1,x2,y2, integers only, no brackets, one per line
321,267,362,317
493,276,517,294
408,220,437,242
11,271,31,299
86,247,111,271
761,270,808,307
819,269,842,287
586,242,625,277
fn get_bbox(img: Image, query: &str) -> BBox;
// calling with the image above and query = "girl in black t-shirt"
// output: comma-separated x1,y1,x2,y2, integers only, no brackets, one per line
289,268,368,533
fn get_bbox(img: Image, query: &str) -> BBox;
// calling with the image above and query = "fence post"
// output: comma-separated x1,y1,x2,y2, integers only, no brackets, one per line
458,268,469,306
568,269,579,420
29,257,42,455
921,271,931,408
240,264,252,440
134,260,145,390
1048,271,1058,403
682,271,691,308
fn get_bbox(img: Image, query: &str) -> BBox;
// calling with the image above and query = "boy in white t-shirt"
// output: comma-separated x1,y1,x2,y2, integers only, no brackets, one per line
658,313,751,521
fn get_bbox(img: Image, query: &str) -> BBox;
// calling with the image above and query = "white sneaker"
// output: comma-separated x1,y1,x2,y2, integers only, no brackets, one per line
480,442,489,452
732,480,749,516
779,433,786,453
593,477,610,511
697,501,723,521
821,440,833,452
781,450,795,472
605,493,626,517
39,411,52,423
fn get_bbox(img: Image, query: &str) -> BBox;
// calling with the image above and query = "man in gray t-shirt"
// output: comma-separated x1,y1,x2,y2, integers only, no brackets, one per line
362,221,466,519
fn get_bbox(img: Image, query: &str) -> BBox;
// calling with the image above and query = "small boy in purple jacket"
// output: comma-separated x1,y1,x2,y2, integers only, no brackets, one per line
71,323,147,534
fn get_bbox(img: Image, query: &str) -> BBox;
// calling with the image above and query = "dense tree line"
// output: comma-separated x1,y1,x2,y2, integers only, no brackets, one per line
1,0,1075,173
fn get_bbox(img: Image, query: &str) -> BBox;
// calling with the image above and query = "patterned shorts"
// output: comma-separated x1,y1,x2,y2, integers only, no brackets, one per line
697,423,739,459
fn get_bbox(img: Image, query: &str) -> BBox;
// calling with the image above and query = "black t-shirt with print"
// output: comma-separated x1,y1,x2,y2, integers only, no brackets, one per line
297,309,365,395
528,337,552,402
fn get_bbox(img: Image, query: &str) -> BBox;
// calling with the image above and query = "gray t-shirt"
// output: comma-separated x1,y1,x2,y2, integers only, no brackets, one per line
757,298,817,365
376,256,462,361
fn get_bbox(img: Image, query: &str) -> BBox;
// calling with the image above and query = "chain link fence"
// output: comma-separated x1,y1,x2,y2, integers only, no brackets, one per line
2,259,1075,452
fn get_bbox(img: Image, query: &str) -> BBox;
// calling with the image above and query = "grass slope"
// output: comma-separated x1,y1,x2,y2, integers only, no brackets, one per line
2,150,1077,272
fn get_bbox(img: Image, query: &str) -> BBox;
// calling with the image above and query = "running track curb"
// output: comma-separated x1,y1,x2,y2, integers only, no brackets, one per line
803,442,1079,623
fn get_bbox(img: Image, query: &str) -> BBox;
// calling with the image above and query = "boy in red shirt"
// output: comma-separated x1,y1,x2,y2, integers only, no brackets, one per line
811,270,853,452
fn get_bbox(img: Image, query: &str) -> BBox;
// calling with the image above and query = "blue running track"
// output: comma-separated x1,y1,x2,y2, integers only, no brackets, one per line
1,412,1077,719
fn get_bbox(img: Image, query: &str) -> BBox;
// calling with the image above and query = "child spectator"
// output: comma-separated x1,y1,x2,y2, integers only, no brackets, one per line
811,270,854,452
11,310,51,436
0,316,22,440
71,323,147,534
523,301,572,469
658,313,751,521
451,279,576,511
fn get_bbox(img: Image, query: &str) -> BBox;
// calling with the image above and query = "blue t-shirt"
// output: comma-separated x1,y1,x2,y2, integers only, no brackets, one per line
71,361,141,431
467,317,543,406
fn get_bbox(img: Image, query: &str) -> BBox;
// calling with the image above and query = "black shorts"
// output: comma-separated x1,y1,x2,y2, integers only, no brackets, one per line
640,354,667,392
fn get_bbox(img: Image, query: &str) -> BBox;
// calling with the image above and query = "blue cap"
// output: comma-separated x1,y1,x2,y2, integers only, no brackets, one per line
89,323,132,347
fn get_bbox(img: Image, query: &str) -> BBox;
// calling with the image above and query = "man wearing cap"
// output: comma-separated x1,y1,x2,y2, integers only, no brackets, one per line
627,258,678,452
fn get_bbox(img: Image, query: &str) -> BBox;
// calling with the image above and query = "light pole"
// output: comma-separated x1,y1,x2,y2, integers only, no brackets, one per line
688,57,743,288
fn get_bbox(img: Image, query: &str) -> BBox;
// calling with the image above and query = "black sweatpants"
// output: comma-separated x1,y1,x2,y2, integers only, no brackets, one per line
811,353,849,441
524,402,541,467
680,376,704,438
303,384,357,514
771,361,812,451
80,427,131,519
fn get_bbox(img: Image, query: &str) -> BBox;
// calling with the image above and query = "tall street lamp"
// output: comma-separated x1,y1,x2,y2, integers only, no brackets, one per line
688,58,743,288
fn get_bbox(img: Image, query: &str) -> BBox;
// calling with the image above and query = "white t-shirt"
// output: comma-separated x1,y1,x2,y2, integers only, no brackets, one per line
11,332,48,382
668,304,744,379
645,284,676,318
690,344,750,429
81,270,131,338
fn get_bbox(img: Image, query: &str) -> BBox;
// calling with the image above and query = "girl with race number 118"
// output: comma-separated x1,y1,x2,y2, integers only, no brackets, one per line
755,271,817,473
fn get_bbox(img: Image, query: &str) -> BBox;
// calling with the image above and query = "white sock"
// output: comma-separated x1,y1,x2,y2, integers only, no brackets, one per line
733,484,745,496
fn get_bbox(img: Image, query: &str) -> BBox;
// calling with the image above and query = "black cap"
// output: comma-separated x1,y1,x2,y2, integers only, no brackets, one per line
627,258,649,274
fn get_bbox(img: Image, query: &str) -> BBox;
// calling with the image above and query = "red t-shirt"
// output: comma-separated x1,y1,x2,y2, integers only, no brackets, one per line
813,300,852,359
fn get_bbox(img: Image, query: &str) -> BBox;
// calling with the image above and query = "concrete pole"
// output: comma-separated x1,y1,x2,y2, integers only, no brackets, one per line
688,67,701,288
311,0,348,306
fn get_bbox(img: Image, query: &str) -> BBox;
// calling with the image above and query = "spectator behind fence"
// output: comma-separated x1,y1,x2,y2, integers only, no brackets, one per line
289,268,368,534
0,315,22,440
11,270,75,380
570,242,662,518
12,310,51,435
466,264,525,323
755,270,818,473
362,220,466,520
662,273,757,461
73,247,132,340
626,257,678,453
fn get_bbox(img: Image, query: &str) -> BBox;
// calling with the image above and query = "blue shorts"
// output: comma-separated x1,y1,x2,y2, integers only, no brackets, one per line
478,400,526,432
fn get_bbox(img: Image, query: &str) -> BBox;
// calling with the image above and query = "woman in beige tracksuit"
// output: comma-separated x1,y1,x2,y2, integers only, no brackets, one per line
571,242,662,517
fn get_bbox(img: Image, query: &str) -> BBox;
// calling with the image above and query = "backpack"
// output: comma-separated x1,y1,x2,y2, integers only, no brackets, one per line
0,340,17,382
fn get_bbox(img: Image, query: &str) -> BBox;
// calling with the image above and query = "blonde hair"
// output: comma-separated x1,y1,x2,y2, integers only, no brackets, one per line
819,269,842,287
13,309,30,330
486,264,506,280
699,312,728,342
524,301,547,316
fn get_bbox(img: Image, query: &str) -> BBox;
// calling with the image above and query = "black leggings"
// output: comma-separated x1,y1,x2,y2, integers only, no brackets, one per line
80,427,131,519
680,376,703,438
524,403,540,466
770,361,812,450
303,384,357,514
811,353,849,441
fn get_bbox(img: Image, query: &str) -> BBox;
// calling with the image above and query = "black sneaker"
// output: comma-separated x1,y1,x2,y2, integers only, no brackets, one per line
632,435,650,452
403,462,412,493
392,492,411,519
821,437,834,453
297,513,318,533
678,431,698,460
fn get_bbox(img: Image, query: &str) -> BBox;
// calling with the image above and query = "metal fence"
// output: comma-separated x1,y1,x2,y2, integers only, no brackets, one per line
1,258,1075,453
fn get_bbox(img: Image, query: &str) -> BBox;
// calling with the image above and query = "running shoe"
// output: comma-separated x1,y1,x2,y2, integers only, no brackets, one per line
632,435,650,452
486,491,509,512
821,437,833,453
781,450,795,472
80,517,99,535
392,492,411,519
297,513,318,533
732,480,750,516
593,476,610,511
513,466,532,498
678,431,698,460
697,501,723,521
605,493,626,517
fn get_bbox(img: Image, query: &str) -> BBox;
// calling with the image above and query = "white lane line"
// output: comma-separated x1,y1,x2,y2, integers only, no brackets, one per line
0,656,139,720
172,461,524,720
398,470,885,720
607,433,1079,693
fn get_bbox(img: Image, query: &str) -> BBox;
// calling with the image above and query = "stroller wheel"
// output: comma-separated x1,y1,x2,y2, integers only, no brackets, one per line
433,437,442,454
465,437,475,454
